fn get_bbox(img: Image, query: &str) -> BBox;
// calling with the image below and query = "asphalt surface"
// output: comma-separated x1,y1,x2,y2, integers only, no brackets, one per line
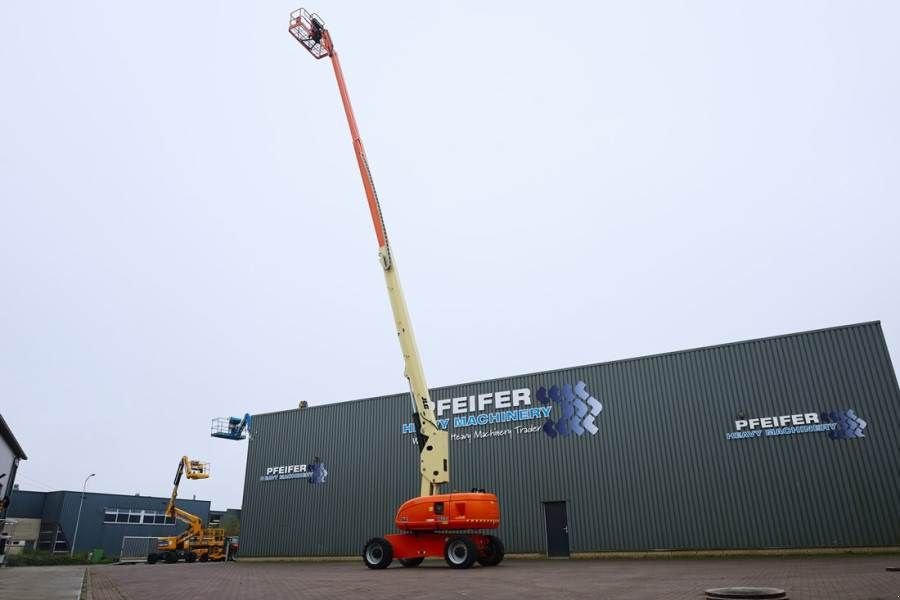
0,565,85,600
86,556,900,600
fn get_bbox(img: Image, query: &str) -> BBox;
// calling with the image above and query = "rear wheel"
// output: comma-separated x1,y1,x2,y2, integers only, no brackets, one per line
399,557,424,568
477,535,505,567
185,552,197,563
198,553,209,563
362,537,393,570
163,551,178,564
444,535,477,569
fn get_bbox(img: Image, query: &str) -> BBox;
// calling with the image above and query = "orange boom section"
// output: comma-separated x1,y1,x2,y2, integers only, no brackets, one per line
395,492,500,531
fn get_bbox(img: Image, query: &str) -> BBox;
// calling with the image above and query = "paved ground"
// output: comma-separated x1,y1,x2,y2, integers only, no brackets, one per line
85,556,900,600
0,565,85,600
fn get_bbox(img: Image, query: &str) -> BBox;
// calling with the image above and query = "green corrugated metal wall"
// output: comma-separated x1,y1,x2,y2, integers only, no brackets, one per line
240,321,900,556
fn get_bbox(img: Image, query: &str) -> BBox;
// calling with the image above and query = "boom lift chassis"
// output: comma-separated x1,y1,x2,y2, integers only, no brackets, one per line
289,9,504,569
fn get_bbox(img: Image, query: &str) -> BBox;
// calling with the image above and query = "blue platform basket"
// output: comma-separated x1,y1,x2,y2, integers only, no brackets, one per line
211,414,251,440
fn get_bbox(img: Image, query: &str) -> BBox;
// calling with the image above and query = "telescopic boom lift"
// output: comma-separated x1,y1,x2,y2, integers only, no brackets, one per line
147,456,226,564
288,9,504,569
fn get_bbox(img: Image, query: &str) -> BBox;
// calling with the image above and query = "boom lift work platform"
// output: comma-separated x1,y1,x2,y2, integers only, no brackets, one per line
289,9,504,569
211,413,252,440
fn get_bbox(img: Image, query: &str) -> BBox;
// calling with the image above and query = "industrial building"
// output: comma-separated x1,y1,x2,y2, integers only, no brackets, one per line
208,508,242,530
0,414,28,564
240,321,900,558
5,489,211,557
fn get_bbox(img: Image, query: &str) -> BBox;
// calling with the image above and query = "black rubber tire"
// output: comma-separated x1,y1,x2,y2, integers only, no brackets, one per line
477,535,505,567
198,553,209,563
185,552,197,563
163,551,178,564
399,557,424,568
444,535,478,569
146,553,158,564
362,537,393,569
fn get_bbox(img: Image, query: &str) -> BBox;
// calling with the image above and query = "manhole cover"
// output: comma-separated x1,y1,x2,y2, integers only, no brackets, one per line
705,587,788,599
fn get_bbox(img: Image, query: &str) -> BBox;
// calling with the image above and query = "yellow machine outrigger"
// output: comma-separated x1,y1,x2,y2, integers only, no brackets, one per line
147,456,226,564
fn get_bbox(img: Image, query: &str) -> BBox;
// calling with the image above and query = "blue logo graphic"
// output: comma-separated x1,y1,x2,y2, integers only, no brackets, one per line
309,461,328,485
822,409,867,440
538,381,603,439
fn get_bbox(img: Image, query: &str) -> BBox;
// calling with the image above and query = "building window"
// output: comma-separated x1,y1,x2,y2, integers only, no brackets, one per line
103,508,175,526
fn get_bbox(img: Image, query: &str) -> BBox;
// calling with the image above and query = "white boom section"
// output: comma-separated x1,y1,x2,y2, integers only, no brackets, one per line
296,16,450,497
378,247,450,497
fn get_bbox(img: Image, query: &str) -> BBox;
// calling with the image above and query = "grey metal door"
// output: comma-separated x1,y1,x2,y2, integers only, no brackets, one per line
543,501,570,557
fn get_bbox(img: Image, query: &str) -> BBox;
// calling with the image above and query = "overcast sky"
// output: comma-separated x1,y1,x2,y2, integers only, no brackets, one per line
2,1,898,510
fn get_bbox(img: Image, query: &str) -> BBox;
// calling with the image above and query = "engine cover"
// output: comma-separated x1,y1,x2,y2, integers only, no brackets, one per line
395,492,500,531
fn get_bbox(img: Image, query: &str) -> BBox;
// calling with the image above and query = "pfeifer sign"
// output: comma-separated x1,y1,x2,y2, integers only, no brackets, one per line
260,462,328,484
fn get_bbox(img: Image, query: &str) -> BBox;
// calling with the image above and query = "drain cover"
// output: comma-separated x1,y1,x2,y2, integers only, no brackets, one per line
705,587,788,599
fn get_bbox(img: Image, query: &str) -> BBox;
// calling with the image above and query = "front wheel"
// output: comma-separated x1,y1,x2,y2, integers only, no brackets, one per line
399,557,424,568
444,535,477,569
477,535,504,567
362,537,393,569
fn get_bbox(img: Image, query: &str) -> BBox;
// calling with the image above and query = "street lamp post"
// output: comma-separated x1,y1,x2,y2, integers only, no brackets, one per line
70,473,95,557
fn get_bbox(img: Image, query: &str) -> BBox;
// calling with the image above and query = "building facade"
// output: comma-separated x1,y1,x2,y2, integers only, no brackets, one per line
209,508,242,532
239,322,900,557
0,414,28,563
7,490,211,557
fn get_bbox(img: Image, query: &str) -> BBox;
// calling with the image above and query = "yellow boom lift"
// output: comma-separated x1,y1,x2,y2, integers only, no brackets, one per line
147,456,226,564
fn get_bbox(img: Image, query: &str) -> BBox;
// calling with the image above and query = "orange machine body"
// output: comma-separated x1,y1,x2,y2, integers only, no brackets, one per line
395,492,500,532
387,492,500,561
384,532,497,561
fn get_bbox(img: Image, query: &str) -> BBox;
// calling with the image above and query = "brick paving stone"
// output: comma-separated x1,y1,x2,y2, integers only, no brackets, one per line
89,568,128,600
87,556,900,600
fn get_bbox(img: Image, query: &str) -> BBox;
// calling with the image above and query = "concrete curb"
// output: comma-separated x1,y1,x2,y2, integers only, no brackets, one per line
570,547,900,560
80,567,90,600
236,553,543,563
236,547,900,563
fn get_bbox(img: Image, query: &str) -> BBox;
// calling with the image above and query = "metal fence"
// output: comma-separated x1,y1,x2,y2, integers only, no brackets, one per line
119,536,157,563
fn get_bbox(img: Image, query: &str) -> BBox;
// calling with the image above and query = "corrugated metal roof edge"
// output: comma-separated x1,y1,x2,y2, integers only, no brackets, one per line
12,489,213,503
0,413,27,459
254,320,886,419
